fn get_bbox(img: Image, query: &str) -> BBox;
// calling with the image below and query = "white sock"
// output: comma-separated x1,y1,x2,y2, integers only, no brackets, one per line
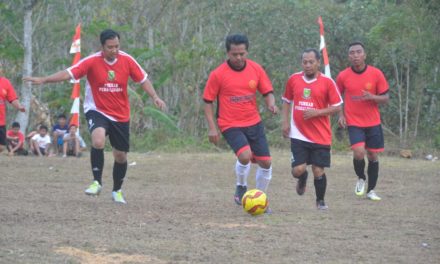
235,160,250,186
256,166,272,192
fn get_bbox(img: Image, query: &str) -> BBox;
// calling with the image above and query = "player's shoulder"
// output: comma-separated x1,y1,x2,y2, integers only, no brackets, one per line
367,65,385,75
118,50,139,62
288,71,303,80
337,67,352,78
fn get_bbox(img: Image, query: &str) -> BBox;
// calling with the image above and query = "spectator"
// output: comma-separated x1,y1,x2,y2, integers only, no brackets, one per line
52,114,69,155
30,125,51,157
62,124,86,157
6,122,28,156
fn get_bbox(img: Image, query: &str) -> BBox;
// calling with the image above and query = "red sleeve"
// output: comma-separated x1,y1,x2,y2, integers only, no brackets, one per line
18,132,25,144
327,78,343,106
203,71,220,102
376,69,389,95
69,57,93,80
256,66,273,95
4,79,18,102
128,57,148,83
282,77,294,102
336,72,345,94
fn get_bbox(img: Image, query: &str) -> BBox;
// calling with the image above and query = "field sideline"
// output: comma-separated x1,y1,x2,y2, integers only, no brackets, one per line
0,151,439,263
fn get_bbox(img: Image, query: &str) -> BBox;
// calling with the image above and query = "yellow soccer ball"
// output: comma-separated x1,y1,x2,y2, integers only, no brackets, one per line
241,189,268,215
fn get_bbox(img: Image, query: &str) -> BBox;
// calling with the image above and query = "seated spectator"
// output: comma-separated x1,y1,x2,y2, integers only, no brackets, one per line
6,121,28,156
52,114,69,155
30,125,51,157
62,125,86,157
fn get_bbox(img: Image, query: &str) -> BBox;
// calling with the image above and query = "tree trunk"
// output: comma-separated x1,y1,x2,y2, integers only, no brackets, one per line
15,0,37,134
403,58,410,147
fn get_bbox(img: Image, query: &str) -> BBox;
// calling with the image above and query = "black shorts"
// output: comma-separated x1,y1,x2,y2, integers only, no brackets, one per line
222,122,271,160
85,110,130,152
0,126,5,146
290,138,331,168
348,124,384,152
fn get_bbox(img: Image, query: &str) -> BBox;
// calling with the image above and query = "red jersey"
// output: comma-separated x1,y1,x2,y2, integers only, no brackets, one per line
0,77,18,126
203,59,273,132
68,51,148,122
6,129,25,148
282,72,342,145
336,65,389,127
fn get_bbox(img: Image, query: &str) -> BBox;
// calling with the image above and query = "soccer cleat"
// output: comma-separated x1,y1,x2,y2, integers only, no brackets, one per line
367,190,381,201
355,178,366,196
296,172,308,196
316,200,329,210
85,181,102,196
234,185,247,205
112,190,127,204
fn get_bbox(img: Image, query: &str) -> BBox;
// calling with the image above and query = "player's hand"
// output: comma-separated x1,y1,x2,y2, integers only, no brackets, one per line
208,129,220,145
282,122,290,138
153,97,166,111
268,104,279,114
338,115,346,128
23,76,46,85
303,109,320,120
18,105,25,112
361,90,375,101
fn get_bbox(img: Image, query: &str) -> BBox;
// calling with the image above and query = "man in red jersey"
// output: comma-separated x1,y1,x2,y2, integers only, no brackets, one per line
0,61,26,154
336,42,389,201
282,48,342,210
203,34,278,210
24,29,166,204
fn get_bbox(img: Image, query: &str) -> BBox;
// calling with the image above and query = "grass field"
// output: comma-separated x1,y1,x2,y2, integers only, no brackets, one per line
0,151,439,263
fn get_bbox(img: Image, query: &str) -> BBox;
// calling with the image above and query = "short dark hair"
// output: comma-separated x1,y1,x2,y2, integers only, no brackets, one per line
348,41,365,50
100,29,120,46
12,121,20,128
225,34,249,51
39,125,48,132
302,48,321,61
58,114,66,119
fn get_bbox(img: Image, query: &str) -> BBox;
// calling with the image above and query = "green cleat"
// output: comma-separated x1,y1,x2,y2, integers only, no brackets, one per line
85,181,102,196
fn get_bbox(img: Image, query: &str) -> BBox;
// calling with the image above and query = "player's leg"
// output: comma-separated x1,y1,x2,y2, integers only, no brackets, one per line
0,126,6,153
247,122,272,193
365,125,384,201
108,120,129,204
348,126,367,196
84,111,108,196
290,139,309,195
310,144,331,210
223,127,251,205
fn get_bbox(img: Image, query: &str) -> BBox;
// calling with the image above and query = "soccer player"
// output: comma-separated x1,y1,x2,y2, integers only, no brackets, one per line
281,48,342,210
336,41,389,201
0,61,25,154
203,34,278,210
24,29,166,204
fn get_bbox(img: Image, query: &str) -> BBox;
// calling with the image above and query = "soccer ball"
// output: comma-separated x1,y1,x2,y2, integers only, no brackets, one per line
241,189,268,215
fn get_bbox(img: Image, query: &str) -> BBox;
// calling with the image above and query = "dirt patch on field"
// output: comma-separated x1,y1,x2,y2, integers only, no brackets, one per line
0,151,439,263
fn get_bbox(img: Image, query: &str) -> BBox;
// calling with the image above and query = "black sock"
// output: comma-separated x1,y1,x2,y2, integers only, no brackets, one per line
113,161,127,191
353,158,366,180
314,174,327,201
367,160,379,192
90,147,104,185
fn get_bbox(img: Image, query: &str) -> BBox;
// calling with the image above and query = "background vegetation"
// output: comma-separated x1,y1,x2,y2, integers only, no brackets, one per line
1,0,439,154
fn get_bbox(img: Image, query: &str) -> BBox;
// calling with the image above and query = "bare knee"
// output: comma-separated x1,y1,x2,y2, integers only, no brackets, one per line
292,164,307,178
237,149,252,165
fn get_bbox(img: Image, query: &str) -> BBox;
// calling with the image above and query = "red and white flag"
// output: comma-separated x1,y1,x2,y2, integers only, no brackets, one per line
69,24,81,127
317,16,331,78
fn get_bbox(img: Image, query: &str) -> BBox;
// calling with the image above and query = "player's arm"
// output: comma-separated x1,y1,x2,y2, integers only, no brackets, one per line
140,78,166,111
281,100,291,138
303,105,341,120
203,101,220,145
23,70,71,85
361,91,389,105
10,99,25,112
263,92,278,114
